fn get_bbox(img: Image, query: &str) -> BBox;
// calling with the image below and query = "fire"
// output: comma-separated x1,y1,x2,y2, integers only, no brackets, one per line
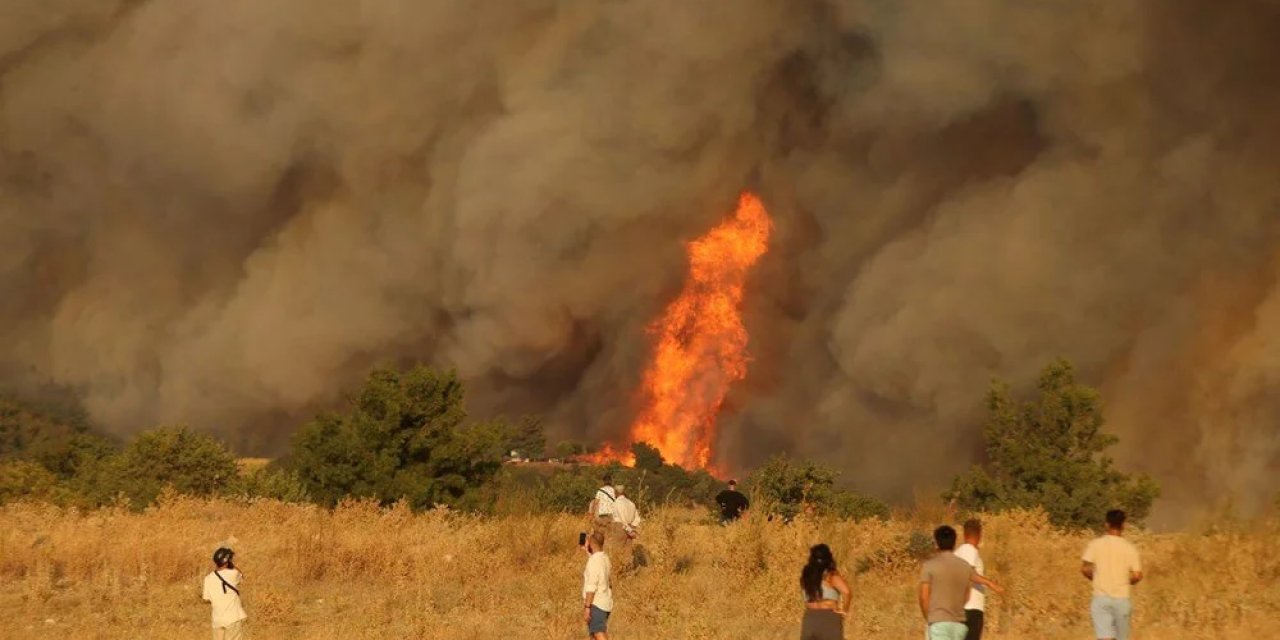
603,192,771,469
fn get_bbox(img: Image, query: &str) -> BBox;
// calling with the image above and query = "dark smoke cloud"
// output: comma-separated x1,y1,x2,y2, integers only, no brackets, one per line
2,0,1278,519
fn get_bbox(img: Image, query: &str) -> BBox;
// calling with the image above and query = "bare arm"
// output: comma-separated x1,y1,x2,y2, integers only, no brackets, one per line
971,572,1004,595
1081,561,1095,581
918,582,931,621
830,572,852,615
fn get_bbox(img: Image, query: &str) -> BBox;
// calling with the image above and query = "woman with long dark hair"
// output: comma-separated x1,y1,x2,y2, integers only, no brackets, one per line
800,543,852,639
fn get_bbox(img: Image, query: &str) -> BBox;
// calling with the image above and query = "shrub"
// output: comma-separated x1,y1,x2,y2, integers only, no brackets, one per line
87,426,240,506
0,460,70,503
233,467,312,503
747,454,887,521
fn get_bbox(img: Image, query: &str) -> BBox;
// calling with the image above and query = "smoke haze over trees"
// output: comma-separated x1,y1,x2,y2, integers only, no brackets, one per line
2,0,1279,520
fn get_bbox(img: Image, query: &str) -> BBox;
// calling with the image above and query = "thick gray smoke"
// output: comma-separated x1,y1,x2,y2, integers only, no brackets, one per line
3,0,1278,519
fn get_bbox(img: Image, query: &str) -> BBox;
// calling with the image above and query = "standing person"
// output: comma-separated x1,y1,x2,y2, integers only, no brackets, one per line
919,526,1004,640
799,543,851,640
1082,510,1143,640
613,485,642,538
588,473,617,526
715,479,750,524
582,531,614,640
954,519,988,640
202,547,247,640
610,485,641,569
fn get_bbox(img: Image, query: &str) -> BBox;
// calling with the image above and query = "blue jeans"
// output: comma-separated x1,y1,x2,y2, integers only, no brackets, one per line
1090,595,1132,640
928,621,968,640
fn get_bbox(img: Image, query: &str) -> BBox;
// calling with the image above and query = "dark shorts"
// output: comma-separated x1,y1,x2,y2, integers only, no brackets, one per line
587,605,610,635
800,608,843,640
964,609,984,640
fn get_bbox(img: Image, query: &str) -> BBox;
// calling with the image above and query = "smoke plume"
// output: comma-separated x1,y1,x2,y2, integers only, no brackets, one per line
2,0,1278,519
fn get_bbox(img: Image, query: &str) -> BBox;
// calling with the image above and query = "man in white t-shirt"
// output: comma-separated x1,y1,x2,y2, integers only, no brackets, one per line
588,473,617,524
954,519,987,640
202,547,247,640
1082,510,1143,640
582,531,614,639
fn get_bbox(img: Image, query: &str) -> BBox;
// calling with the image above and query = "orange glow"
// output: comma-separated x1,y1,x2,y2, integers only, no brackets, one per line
600,192,771,469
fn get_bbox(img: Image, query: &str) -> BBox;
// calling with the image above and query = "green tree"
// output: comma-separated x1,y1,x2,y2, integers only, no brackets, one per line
631,441,665,473
504,415,547,459
554,440,586,459
945,359,1160,529
290,366,507,509
747,454,887,522
0,396,117,479
89,427,240,506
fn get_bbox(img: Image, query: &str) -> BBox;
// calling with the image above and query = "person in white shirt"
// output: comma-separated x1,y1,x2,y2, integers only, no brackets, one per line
612,485,642,538
202,547,247,640
588,474,617,523
954,519,987,640
582,531,614,639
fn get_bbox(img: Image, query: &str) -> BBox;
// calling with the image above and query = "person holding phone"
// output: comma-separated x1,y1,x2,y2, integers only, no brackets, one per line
582,531,613,639
202,547,247,640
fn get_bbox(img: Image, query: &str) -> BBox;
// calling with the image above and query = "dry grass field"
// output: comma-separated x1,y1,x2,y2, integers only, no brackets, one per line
1,495,1277,639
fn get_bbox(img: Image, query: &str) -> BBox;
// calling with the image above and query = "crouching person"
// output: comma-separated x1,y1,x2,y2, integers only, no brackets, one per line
203,547,247,640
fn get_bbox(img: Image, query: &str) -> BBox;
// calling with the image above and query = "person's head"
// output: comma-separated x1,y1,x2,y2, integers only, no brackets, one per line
963,518,983,545
602,473,613,487
728,479,738,490
614,484,626,497
212,547,235,569
800,543,836,601
934,525,958,551
588,531,606,553
1105,509,1127,533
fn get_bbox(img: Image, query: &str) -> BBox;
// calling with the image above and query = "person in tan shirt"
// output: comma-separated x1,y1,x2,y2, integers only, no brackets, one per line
1081,510,1143,640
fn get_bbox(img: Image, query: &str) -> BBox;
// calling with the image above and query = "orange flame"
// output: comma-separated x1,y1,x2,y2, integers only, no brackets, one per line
605,192,771,469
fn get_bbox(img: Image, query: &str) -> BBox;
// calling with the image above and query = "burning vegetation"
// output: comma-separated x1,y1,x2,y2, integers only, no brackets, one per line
595,193,771,470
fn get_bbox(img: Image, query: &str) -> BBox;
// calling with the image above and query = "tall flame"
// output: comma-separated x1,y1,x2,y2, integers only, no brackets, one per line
623,192,772,469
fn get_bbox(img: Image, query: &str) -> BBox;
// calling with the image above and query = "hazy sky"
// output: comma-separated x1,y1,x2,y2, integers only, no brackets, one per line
2,0,1278,518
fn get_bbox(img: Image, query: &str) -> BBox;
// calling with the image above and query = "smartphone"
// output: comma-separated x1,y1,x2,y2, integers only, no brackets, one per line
578,532,587,547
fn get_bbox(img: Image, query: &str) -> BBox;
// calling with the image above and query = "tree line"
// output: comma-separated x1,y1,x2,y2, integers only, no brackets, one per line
0,359,1157,529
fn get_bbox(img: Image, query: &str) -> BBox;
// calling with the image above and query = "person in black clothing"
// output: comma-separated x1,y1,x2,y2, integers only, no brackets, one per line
715,479,750,523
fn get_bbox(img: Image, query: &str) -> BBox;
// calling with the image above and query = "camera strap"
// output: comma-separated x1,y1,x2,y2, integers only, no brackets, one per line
215,570,240,596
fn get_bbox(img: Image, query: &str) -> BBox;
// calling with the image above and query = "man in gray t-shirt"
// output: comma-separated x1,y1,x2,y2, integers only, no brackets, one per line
919,526,1004,640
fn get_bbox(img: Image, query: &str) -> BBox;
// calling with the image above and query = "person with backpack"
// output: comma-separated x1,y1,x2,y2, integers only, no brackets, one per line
202,547,247,640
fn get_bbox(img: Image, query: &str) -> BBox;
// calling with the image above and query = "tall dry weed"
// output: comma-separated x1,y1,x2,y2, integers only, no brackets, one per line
0,497,1276,639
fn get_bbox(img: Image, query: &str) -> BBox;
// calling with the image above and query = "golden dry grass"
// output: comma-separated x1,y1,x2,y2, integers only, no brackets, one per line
1,495,1277,639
